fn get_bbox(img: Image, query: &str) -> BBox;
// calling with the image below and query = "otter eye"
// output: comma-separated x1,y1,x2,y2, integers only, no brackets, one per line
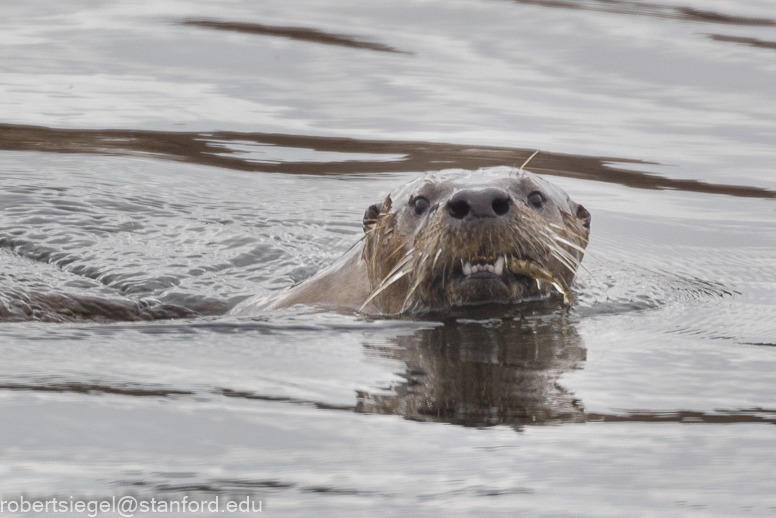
412,196,430,216
527,191,545,210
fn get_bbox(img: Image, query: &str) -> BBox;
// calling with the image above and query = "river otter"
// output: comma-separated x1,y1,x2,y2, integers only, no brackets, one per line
233,166,591,315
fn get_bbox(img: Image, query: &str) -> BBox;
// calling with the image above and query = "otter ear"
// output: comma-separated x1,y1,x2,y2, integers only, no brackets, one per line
576,204,591,229
363,203,381,232
363,195,392,232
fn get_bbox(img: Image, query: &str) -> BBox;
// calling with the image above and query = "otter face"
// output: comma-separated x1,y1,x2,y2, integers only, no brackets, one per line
362,167,591,314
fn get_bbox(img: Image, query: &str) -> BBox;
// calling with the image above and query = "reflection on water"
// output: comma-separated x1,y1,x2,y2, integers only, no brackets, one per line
361,311,776,428
511,0,776,27
181,19,412,55
2,123,773,199
0,382,193,398
360,308,586,427
707,34,776,51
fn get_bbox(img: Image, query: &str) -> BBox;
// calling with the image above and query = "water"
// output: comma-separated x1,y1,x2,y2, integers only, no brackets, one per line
1,0,775,516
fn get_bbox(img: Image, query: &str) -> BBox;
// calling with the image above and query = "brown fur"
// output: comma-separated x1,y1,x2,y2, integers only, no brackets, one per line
232,167,590,315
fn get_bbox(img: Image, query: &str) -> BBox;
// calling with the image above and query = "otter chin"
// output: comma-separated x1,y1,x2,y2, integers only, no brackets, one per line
232,166,591,315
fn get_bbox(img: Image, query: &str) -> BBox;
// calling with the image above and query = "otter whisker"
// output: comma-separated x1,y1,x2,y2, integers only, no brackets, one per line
511,237,526,260
558,253,607,296
381,250,414,282
543,234,590,270
359,269,410,312
546,223,607,272
401,276,424,313
367,250,413,292
546,241,608,295
528,241,578,281
539,228,581,255
546,233,588,256
432,248,443,269
541,232,608,296
360,250,415,312
541,227,609,290
519,150,540,171
400,249,435,311
364,213,393,233
385,243,407,261
542,234,580,265
547,245,582,279
548,222,588,243
394,249,434,313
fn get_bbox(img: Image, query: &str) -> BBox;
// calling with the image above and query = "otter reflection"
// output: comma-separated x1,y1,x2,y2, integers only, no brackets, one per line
358,307,586,428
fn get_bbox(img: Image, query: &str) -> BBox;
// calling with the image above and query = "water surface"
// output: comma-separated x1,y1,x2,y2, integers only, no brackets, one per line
1,0,775,516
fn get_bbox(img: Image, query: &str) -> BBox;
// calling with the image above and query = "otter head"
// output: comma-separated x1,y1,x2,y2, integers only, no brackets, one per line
361,167,591,314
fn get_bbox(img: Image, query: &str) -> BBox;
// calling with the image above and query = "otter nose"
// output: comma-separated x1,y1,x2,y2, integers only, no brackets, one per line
446,188,511,220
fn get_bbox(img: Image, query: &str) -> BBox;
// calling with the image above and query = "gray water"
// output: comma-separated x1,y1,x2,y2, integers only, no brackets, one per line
1,0,775,516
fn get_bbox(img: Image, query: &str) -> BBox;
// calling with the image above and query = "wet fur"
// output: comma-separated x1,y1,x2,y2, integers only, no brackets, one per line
233,167,590,315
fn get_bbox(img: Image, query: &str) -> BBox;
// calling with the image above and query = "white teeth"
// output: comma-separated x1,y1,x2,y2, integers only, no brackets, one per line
494,256,505,275
463,258,505,276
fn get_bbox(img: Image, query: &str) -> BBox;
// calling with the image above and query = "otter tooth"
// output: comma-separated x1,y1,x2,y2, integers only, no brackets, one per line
494,256,505,275
463,262,472,276
485,264,494,273
472,264,480,273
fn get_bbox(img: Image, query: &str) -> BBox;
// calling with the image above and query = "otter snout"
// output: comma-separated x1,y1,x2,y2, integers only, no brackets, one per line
446,188,511,220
